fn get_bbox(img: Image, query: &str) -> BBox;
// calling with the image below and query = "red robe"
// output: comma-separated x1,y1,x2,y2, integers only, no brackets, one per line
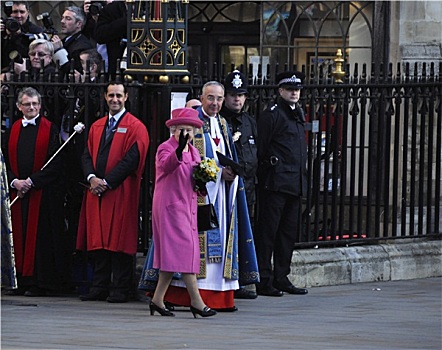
8,117,51,276
77,113,149,255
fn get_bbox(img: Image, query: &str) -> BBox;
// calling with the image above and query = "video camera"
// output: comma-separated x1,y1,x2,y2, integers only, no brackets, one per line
89,1,107,16
36,12,57,35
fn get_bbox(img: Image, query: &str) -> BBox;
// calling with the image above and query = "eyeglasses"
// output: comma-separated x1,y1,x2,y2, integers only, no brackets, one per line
29,51,49,58
206,95,224,102
20,102,40,108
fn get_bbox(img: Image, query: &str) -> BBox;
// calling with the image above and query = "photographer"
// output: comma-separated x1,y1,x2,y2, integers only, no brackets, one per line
82,1,113,74
1,1,44,72
50,6,93,79
1,39,55,82
94,1,127,79
1,39,57,128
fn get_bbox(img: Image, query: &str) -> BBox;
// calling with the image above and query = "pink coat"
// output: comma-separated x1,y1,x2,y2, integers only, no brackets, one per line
152,136,201,273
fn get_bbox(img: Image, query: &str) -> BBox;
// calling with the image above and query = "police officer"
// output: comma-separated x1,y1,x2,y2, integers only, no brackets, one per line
221,70,258,300
255,71,309,297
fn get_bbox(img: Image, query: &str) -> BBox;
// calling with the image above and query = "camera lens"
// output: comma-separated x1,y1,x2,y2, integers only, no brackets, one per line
9,50,23,64
5,17,20,33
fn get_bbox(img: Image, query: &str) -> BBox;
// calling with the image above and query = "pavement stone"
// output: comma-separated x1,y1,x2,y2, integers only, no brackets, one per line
1,277,441,350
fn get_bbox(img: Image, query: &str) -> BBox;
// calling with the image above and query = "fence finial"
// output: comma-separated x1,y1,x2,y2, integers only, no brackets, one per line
332,49,345,83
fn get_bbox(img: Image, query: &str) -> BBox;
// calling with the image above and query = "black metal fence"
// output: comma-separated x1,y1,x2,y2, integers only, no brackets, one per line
1,61,441,252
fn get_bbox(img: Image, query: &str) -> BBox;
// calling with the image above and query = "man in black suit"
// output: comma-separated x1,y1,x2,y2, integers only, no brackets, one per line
255,71,309,297
51,6,93,78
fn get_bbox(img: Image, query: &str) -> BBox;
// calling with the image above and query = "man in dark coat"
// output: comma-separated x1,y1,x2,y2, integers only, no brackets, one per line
220,70,259,300
94,1,127,79
4,87,69,296
51,6,93,78
255,71,309,297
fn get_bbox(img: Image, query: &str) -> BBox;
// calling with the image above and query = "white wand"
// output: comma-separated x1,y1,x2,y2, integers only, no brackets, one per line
10,122,86,206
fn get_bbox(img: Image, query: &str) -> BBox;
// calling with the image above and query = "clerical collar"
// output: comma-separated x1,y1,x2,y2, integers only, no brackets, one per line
202,107,216,118
109,108,126,123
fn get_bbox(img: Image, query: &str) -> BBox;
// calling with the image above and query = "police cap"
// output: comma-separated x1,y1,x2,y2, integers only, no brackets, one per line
224,70,248,94
276,71,305,89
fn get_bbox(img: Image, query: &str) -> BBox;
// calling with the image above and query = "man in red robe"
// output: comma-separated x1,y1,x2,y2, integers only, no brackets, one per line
5,87,69,296
77,82,149,303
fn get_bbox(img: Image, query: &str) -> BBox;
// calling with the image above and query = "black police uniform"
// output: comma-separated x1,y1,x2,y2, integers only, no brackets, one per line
221,70,258,222
220,106,258,221
255,71,308,296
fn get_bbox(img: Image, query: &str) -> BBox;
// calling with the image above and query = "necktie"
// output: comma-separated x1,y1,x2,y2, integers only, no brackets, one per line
106,117,116,140
22,118,36,127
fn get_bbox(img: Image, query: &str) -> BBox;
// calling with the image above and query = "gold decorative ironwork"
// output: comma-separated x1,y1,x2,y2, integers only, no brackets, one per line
125,0,189,76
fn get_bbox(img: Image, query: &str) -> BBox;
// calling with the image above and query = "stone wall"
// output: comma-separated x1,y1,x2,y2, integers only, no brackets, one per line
396,1,442,75
289,240,442,288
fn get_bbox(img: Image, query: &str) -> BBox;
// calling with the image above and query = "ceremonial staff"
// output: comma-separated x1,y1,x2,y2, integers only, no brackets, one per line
10,122,85,206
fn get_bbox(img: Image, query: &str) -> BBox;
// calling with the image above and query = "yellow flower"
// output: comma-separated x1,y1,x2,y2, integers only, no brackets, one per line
193,158,219,184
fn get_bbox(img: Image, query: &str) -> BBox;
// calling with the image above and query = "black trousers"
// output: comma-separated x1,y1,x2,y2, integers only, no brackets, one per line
255,189,301,288
90,249,133,299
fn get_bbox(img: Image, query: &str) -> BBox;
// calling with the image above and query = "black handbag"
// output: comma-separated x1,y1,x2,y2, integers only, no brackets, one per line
197,193,219,232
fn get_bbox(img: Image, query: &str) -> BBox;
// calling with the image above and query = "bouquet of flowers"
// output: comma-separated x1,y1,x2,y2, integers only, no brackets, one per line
193,158,219,192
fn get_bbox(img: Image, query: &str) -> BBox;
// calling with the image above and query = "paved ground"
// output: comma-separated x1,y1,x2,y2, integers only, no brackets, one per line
1,277,441,350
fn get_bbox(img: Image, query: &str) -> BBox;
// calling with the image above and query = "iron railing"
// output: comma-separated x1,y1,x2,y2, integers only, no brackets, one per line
1,61,441,252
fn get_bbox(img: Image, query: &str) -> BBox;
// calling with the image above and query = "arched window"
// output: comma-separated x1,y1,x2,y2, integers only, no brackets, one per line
262,1,374,76
187,1,374,79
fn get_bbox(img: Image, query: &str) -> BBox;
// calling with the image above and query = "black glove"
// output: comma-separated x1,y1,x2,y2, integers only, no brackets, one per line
194,179,207,195
176,129,189,160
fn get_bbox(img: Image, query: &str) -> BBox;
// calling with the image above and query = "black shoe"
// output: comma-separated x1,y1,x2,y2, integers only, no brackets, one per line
79,290,108,301
164,301,176,311
150,302,175,316
274,283,308,295
190,305,217,318
256,286,283,297
106,296,128,303
213,306,238,312
24,287,47,297
3,288,25,296
234,288,258,299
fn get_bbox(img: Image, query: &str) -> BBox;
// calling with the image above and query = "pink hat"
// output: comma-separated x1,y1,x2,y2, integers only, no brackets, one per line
166,108,204,128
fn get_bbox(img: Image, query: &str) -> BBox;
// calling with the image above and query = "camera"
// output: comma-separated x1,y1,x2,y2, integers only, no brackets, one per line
89,1,107,16
2,17,20,33
9,50,23,64
36,12,57,35
2,1,13,16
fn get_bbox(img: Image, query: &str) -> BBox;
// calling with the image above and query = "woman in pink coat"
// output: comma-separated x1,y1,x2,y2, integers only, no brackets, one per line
149,108,216,319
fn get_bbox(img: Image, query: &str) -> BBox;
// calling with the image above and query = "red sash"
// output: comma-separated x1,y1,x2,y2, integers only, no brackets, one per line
8,118,51,276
